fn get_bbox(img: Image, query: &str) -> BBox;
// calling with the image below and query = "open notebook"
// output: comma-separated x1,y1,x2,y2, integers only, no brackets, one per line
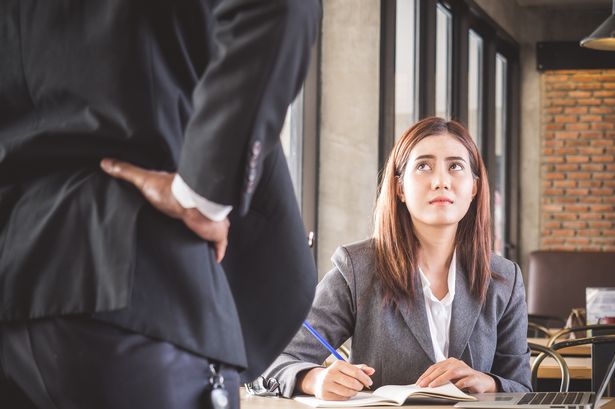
294,382,477,407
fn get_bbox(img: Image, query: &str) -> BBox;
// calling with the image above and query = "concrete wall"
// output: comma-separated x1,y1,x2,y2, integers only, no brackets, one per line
317,0,380,276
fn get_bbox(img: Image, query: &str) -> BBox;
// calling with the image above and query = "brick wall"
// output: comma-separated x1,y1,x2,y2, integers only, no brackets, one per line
541,69,615,251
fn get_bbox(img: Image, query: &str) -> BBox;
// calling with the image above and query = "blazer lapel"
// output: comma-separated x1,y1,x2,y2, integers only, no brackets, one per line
448,260,483,359
399,277,436,363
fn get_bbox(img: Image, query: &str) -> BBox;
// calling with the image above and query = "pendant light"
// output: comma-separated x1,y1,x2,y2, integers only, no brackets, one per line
580,0,615,51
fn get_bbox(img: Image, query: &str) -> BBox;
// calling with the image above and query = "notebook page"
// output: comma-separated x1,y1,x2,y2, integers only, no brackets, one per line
374,382,475,402
294,392,397,407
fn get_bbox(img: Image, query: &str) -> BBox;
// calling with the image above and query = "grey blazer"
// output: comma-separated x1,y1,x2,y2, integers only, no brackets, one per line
264,239,531,397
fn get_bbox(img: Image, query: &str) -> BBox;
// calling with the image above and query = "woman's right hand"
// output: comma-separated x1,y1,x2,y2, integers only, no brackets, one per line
297,361,375,400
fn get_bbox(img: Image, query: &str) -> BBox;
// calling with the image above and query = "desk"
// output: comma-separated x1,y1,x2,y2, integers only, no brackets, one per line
529,338,592,356
240,390,614,409
531,356,592,380
240,389,453,408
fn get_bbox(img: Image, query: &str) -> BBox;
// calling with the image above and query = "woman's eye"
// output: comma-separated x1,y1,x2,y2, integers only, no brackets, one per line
417,162,431,171
450,162,464,171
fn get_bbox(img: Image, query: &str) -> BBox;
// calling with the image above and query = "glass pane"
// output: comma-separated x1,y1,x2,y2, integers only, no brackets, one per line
494,54,508,256
435,3,452,119
280,107,291,158
468,30,483,149
395,0,418,140
280,89,304,208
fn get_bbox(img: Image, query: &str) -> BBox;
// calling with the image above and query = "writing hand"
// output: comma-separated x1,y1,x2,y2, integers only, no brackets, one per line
298,361,375,401
100,158,229,262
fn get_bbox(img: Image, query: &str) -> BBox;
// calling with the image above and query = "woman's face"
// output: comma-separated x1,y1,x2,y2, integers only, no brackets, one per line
398,133,477,229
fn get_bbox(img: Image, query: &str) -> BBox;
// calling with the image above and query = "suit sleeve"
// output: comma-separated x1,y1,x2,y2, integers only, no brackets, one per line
178,0,321,214
488,262,532,392
261,266,356,398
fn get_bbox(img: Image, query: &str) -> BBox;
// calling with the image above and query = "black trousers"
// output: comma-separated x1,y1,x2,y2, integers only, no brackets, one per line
0,317,239,409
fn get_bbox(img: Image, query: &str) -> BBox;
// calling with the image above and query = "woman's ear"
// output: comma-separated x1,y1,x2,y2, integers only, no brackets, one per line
396,176,405,203
472,178,478,198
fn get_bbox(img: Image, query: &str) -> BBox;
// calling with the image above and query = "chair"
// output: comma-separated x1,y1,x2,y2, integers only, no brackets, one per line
338,345,350,360
527,315,561,338
529,314,566,330
542,334,615,393
548,324,615,347
527,322,551,338
323,344,351,367
529,342,570,392
528,321,552,338
528,314,567,338
527,251,615,321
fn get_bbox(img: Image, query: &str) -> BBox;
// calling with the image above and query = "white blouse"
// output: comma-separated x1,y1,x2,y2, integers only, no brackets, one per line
418,252,456,363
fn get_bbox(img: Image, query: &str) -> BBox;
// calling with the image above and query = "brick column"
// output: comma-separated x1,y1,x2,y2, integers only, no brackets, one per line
541,70,615,251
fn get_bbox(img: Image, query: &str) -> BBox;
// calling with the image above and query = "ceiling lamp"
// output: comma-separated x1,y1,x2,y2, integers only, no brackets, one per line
580,0,615,51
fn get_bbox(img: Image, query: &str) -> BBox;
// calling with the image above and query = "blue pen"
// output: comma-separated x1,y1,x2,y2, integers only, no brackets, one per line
303,321,372,390
302,321,345,361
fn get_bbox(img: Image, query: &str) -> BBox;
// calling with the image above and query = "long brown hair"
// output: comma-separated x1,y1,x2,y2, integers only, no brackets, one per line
373,117,492,307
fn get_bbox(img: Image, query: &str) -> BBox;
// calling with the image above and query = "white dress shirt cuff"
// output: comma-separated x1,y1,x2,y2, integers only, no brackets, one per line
171,175,232,222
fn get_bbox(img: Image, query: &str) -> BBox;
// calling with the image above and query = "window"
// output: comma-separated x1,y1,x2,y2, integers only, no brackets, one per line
395,0,418,139
494,53,508,256
279,42,319,258
280,90,304,207
468,30,483,149
435,3,452,119
381,0,520,259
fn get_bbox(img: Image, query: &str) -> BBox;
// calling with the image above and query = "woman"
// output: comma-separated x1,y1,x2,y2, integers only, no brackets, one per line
263,117,530,400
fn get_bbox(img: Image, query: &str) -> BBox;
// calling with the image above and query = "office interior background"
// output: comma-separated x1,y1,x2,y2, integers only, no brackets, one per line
278,0,615,283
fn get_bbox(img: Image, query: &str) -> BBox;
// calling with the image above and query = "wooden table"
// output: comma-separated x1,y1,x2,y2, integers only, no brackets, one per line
531,356,592,380
529,337,592,356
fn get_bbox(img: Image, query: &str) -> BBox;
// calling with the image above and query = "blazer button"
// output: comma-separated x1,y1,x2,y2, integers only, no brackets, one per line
248,169,256,182
252,141,262,156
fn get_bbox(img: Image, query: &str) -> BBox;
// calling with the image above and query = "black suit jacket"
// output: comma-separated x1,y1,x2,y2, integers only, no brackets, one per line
0,0,319,380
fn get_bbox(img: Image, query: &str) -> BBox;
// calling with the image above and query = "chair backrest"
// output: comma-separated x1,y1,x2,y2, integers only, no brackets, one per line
527,251,615,320
529,342,570,392
548,324,615,346
550,334,615,394
528,321,552,338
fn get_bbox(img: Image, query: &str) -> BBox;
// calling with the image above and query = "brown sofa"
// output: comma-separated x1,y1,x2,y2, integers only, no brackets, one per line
527,250,615,320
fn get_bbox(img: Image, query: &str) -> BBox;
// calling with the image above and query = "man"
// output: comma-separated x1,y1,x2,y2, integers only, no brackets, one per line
0,0,319,408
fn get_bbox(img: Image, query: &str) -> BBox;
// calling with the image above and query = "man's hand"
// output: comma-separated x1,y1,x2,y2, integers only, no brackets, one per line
416,357,497,394
100,158,229,262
